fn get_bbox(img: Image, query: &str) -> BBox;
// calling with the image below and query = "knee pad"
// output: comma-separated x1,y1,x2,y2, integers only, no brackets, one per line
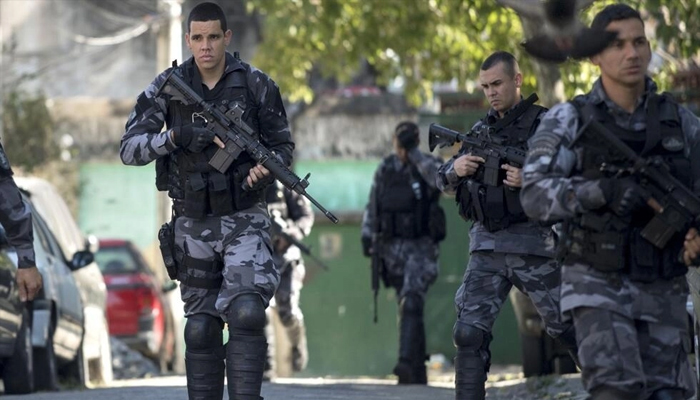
400,294,424,317
227,293,266,334
453,321,485,350
184,313,224,351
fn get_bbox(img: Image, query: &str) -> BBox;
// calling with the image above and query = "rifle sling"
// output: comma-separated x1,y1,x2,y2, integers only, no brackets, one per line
491,93,539,131
642,94,662,156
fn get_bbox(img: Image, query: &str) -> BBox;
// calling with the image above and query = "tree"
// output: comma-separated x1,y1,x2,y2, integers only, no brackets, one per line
249,0,699,107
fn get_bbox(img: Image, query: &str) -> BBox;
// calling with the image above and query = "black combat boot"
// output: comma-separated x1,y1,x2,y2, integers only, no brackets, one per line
227,334,267,400
186,349,225,400
394,295,427,385
184,314,226,400
454,346,487,400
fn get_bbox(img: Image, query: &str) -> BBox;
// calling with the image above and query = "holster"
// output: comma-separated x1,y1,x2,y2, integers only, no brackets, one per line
158,219,179,280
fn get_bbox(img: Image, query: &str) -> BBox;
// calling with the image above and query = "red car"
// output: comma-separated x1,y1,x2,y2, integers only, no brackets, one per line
95,239,182,372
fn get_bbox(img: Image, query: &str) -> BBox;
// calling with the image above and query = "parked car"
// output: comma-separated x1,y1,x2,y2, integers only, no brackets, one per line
509,289,578,377
18,194,89,391
95,238,182,372
0,226,34,394
15,177,113,386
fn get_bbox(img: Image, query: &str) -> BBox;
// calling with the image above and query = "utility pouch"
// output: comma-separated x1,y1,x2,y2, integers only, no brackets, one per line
158,220,178,280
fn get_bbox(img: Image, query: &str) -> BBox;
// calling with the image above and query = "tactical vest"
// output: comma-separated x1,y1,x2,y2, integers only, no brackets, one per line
156,60,263,219
560,93,689,282
456,100,546,232
378,158,436,239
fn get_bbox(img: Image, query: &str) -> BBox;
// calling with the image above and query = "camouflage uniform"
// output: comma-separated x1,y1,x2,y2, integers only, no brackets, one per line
264,181,314,376
520,77,700,399
438,101,576,400
121,52,293,400
0,143,35,269
361,147,443,384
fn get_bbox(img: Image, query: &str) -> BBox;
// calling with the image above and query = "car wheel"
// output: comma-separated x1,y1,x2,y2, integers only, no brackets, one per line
521,333,548,377
33,317,59,391
4,307,35,394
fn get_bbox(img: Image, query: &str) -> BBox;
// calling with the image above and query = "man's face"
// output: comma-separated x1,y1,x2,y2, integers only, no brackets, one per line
185,20,232,73
479,62,521,115
591,18,651,89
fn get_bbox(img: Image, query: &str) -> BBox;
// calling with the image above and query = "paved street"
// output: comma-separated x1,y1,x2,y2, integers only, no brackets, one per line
2,376,455,400
1,374,591,400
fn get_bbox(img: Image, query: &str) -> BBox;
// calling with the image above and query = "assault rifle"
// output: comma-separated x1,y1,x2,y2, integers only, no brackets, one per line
428,123,528,187
156,70,339,224
572,116,700,249
269,211,330,271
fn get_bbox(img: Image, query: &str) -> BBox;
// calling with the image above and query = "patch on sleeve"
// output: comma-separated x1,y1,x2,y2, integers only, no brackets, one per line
528,131,563,159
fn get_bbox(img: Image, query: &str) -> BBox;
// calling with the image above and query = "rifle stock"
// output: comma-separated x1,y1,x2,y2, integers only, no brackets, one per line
156,69,339,224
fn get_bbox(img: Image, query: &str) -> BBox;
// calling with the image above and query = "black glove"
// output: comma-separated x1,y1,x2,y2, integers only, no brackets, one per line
361,236,372,257
599,177,648,217
174,123,216,153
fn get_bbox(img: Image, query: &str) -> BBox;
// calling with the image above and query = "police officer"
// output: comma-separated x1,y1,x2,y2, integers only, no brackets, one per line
264,180,313,377
120,2,293,399
437,51,577,399
521,4,700,399
0,143,42,302
361,121,444,384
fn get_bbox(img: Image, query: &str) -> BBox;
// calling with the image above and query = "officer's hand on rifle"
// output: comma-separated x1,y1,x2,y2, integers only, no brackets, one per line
599,177,649,217
683,228,700,266
454,154,485,177
501,164,522,188
173,123,217,153
247,164,272,188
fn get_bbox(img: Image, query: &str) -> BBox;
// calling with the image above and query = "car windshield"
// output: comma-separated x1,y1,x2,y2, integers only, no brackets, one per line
95,246,141,274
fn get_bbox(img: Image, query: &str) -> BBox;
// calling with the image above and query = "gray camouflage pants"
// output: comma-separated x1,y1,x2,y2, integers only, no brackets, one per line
455,251,570,339
381,237,439,298
561,263,695,398
174,204,278,322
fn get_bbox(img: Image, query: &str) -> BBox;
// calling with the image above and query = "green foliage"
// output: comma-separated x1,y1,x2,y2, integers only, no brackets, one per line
2,89,59,172
249,0,699,105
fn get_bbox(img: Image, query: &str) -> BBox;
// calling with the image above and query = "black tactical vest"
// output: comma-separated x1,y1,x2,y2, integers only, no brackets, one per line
378,158,436,239
561,93,689,282
456,99,546,232
156,58,264,219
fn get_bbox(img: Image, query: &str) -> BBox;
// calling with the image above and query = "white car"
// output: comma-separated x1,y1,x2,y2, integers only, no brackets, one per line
16,177,113,387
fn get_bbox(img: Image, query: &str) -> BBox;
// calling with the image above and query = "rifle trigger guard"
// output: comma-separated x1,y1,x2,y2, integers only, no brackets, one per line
192,112,207,124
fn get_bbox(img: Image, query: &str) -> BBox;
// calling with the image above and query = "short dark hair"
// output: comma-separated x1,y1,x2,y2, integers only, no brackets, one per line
481,51,518,78
591,4,643,31
188,2,227,33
